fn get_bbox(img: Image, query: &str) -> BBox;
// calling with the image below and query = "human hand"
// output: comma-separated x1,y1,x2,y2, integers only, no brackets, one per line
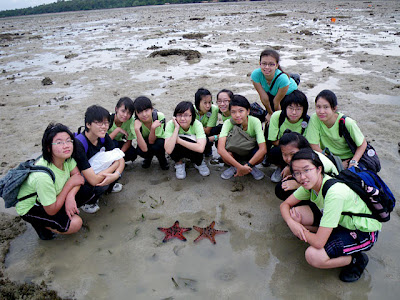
69,173,85,187
65,195,79,219
235,164,252,177
151,119,162,129
281,166,291,178
134,119,142,132
282,179,300,191
96,172,119,186
288,219,308,242
265,113,272,123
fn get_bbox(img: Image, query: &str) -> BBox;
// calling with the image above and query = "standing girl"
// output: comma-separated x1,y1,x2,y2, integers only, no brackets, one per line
108,97,137,162
16,123,84,240
164,101,210,179
251,49,298,122
280,148,380,282
133,96,169,170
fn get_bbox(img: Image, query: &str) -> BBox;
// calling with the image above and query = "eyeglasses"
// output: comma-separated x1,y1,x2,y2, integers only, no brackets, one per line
93,121,110,127
287,106,303,112
176,114,192,119
216,100,230,104
52,139,73,146
260,62,276,67
292,167,316,179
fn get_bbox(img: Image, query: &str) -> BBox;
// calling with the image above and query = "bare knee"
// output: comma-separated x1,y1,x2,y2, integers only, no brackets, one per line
67,215,82,234
305,246,328,268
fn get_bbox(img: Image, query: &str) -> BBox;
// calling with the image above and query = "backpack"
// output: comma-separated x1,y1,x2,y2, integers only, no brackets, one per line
0,158,55,208
339,115,381,173
250,102,267,123
322,167,395,222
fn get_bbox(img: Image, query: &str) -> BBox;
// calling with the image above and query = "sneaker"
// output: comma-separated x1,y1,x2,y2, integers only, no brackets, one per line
175,163,186,179
142,159,152,169
271,167,282,183
339,252,369,282
81,202,100,214
111,183,123,193
250,166,265,180
194,160,210,176
221,166,237,180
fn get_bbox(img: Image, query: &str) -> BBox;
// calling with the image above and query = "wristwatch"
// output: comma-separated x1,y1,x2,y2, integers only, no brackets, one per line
349,160,358,166
246,162,254,168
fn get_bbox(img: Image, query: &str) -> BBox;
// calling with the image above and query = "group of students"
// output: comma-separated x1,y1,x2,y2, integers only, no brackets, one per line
14,49,380,283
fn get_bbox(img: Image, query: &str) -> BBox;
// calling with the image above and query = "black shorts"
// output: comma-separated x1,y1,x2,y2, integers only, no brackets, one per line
21,204,71,233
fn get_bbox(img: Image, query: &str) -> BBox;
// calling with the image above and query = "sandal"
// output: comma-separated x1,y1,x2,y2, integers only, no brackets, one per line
339,252,369,282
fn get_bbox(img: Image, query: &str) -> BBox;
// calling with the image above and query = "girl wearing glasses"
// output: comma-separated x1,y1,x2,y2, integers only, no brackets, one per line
306,90,367,170
275,131,338,201
280,148,380,282
267,90,309,183
108,97,137,162
164,101,210,179
216,88,233,130
16,123,84,240
251,49,298,122
194,88,219,157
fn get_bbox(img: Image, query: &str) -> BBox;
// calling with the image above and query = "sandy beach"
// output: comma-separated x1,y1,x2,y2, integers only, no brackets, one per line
1,1,400,299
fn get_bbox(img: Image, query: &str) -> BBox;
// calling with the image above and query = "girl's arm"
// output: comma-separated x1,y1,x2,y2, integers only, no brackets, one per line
217,136,252,176
248,142,267,166
120,140,132,153
149,119,163,144
272,85,289,111
310,144,323,153
164,118,180,155
252,81,272,115
108,127,128,140
280,194,309,241
96,158,125,187
134,119,148,152
303,226,333,249
176,137,206,153
350,139,367,167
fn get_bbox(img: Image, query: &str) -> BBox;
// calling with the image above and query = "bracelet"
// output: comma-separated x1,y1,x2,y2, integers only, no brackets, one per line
115,170,122,178
214,135,218,141
246,162,254,168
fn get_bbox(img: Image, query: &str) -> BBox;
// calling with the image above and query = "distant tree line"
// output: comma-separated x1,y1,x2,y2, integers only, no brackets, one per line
0,0,249,18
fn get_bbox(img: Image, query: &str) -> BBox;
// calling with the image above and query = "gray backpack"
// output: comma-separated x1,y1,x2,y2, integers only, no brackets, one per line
0,158,55,208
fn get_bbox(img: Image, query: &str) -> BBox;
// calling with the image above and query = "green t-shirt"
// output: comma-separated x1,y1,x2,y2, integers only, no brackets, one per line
196,105,219,128
316,151,338,176
220,116,266,144
306,112,365,159
108,116,135,141
219,111,231,123
16,157,77,216
293,175,381,232
135,111,166,139
268,110,308,141
164,119,206,140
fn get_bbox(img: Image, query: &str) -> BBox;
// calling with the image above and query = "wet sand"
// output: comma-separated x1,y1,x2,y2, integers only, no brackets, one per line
1,1,400,299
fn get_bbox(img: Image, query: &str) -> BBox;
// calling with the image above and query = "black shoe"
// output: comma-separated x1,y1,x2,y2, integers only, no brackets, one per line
32,224,56,240
262,155,270,167
339,252,369,282
159,158,169,170
142,159,152,169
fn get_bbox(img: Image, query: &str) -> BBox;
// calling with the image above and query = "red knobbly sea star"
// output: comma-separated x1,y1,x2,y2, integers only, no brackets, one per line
193,221,228,244
158,220,192,243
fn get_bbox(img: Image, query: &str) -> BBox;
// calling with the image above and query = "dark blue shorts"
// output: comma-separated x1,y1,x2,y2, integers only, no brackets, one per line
22,204,70,233
324,226,379,258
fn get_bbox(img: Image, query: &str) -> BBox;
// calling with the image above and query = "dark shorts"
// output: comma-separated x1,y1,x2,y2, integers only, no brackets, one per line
21,204,71,233
324,226,379,258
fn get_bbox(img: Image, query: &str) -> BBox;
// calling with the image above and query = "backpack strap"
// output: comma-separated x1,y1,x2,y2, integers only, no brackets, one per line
338,115,357,154
275,110,287,140
75,133,105,153
269,72,284,91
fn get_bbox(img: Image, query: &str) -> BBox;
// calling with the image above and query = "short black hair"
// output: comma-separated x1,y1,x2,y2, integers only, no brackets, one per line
315,89,337,109
84,105,110,131
173,101,196,125
194,88,212,111
281,90,309,121
279,131,310,149
290,148,324,177
116,97,135,115
133,96,153,117
229,94,250,110
42,123,75,164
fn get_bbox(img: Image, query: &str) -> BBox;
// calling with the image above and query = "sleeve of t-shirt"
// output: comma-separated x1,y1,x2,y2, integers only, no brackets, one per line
219,119,233,138
206,105,219,128
155,112,166,139
319,188,344,228
104,134,116,151
345,117,365,147
194,120,206,139
250,68,262,83
164,120,175,139
74,139,91,171
251,117,266,144
293,186,312,201
268,111,281,142
33,173,57,206
276,73,290,89
306,113,321,145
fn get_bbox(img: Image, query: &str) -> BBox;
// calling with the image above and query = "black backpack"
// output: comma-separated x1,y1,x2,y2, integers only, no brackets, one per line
0,158,55,208
322,167,395,222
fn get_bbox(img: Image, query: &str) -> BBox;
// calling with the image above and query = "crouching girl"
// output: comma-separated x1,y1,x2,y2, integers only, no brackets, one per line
133,96,169,170
16,123,84,240
218,95,266,180
280,148,380,282
164,101,210,179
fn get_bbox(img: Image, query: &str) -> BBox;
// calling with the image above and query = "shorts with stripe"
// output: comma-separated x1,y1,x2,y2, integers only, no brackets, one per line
324,226,379,258
21,204,70,233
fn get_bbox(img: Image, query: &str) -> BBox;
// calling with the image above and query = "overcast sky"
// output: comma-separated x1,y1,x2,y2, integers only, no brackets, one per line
0,0,56,11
